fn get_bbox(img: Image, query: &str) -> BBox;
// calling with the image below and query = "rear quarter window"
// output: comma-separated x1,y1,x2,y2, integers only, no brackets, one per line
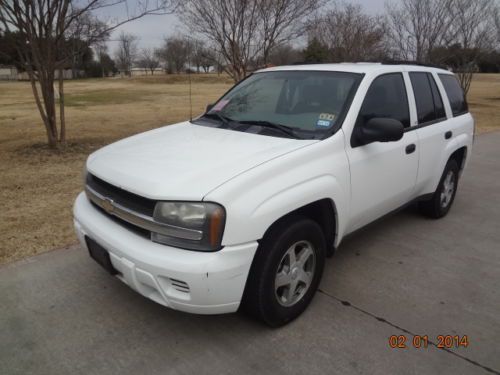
438,74,468,116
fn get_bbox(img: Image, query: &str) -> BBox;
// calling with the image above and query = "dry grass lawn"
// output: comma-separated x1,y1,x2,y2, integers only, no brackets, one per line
0,74,233,264
466,74,500,133
0,73,498,264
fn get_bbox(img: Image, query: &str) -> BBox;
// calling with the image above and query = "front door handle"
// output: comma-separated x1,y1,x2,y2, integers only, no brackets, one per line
406,144,416,154
445,131,453,139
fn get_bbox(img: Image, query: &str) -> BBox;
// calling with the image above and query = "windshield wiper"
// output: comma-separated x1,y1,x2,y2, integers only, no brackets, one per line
200,112,233,127
236,120,304,139
199,115,305,139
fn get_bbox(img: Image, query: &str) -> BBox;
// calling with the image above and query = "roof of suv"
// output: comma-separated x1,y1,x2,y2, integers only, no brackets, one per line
258,62,452,75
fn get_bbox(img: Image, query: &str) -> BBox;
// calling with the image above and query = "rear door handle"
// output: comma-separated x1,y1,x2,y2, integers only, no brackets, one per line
445,131,453,139
406,144,416,154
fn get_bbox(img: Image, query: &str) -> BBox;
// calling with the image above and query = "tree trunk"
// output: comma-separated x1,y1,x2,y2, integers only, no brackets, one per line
58,68,66,146
457,70,473,96
27,70,56,147
41,72,59,149
28,69,59,148
231,65,245,82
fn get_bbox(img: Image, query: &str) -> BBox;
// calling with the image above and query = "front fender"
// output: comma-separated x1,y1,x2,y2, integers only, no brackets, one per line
204,133,350,247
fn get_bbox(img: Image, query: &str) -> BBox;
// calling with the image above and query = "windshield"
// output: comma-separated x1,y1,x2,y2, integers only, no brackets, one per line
193,70,363,139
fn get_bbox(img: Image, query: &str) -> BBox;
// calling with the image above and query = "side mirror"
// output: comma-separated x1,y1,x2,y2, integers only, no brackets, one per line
206,103,214,113
357,118,404,145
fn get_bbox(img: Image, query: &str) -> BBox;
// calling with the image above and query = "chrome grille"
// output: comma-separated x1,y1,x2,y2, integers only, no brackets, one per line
85,174,202,241
86,173,155,216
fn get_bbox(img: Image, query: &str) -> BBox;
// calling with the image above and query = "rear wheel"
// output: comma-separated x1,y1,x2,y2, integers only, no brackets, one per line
242,215,326,327
418,159,459,218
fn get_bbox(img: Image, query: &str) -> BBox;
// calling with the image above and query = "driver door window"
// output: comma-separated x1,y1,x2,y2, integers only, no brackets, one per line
357,73,410,129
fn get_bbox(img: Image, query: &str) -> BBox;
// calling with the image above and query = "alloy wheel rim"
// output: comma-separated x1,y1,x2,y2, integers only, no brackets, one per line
440,171,455,208
274,240,316,307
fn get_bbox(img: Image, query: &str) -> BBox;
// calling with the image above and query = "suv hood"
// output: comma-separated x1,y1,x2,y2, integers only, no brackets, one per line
87,122,317,200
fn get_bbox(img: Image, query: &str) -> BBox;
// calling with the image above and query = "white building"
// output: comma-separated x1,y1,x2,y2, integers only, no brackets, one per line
0,65,17,80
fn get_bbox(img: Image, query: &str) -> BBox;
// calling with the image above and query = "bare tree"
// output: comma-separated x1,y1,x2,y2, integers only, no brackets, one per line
115,32,139,76
0,0,179,149
94,40,108,77
213,48,225,75
188,38,218,73
158,35,191,73
200,47,217,73
385,0,498,94
495,6,500,45
137,47,161,75
180,0,324,82
309,3,388,62
446,0,498,93
268,44,301,65
385,0,455,62
190,39,205,73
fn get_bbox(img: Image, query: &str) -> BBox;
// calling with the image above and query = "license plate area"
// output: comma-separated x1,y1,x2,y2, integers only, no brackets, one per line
86,237,119,275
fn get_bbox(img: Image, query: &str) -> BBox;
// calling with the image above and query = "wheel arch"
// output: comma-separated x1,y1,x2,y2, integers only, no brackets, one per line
427,134,470,194
260,198,338,256
449,146,468,171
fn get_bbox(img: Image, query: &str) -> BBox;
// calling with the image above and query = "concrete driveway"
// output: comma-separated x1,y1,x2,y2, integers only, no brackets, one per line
1,133,499,375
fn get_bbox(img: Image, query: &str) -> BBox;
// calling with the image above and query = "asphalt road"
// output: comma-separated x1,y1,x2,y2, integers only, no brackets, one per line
1,133,499,375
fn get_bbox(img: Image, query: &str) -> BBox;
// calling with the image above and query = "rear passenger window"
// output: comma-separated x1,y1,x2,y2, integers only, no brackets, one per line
357,73,410,128
439,74,468,116
410,73,436,124
428,74,446,120
410,72,447,124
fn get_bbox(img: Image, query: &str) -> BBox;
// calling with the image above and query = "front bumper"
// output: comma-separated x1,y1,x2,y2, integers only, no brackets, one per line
73,192,258,314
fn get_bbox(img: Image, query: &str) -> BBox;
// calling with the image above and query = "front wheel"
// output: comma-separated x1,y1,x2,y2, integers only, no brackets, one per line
241,215,326,327
418,159,459,218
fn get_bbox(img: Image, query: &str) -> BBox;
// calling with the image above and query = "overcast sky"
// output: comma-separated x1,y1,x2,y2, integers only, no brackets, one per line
106,0,387,52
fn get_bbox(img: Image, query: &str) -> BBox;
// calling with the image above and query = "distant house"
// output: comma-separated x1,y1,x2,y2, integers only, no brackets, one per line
116,67,164,77
0,65,17,80
131,67,164,76
16,69,83,81
1,65,87,81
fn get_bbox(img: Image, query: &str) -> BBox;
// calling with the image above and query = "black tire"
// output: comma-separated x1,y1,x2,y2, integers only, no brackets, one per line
241,215,326,327
418,159,459,219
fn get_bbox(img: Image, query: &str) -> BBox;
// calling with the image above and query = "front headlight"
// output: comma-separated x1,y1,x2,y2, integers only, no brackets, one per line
151,202,226,251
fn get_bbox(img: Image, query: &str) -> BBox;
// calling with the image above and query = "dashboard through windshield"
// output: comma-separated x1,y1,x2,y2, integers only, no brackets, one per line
193,70,363,139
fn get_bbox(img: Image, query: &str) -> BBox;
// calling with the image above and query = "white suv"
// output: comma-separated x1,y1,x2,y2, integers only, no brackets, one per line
74,63,473,326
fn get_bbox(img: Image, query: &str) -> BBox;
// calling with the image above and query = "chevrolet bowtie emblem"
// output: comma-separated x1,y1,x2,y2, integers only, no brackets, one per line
102,198,114,214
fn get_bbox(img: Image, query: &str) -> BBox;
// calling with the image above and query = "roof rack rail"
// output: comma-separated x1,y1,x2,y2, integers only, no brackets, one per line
291,61,323,65
290,61,385,65
381,60,447,69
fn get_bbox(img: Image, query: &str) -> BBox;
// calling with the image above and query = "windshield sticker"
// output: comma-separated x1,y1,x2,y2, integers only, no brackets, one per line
316,119,331,127
212,99,230,112
319,113,336,121
316,113,336,127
